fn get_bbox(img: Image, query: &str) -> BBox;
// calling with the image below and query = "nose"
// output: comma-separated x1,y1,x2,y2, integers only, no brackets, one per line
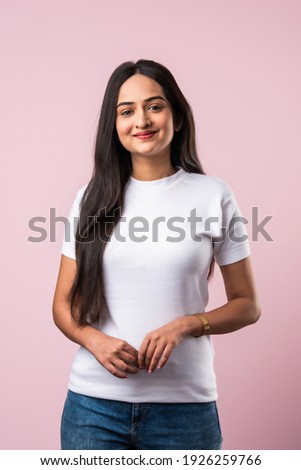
135,109,151,128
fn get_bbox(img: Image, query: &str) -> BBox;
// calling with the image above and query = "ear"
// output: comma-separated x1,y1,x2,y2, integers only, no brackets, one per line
174,117,183,132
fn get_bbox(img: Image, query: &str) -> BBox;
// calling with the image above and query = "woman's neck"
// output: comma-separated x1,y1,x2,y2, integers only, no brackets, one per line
131,157,177,182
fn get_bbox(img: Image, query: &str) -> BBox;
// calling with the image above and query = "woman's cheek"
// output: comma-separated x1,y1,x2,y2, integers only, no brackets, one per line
117,120,132,139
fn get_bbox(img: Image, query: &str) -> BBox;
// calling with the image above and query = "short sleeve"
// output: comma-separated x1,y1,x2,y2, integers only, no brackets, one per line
61,184,88,260
213,183,251,266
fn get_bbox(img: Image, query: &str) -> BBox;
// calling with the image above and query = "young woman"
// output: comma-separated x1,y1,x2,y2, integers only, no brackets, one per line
52,59,261,450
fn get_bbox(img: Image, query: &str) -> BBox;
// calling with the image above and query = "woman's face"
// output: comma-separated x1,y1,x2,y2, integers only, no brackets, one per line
116,73,175,161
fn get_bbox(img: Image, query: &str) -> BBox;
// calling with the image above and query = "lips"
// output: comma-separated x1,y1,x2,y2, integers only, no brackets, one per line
134,131,158,139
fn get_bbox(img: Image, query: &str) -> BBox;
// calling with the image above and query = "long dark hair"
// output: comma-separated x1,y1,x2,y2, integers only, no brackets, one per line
68,59,212,327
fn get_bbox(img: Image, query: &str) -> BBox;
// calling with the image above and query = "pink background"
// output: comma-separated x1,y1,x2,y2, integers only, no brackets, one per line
1,0,300,449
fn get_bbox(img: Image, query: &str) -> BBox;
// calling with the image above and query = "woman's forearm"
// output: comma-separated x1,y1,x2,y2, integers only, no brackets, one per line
53,299,140,378
52,299,106,352
182,297,261,338
182,258,261,338
137,296,261,373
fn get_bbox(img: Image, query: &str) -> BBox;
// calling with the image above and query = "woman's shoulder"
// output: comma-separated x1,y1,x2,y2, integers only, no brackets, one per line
184,171,233,197
65,183,89,215
73,182,89,203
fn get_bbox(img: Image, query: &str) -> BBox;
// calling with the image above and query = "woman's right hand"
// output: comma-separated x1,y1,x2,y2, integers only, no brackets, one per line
87,332,140,379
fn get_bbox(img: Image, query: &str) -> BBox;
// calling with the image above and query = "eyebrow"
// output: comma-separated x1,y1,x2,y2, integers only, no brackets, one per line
116,95,166,109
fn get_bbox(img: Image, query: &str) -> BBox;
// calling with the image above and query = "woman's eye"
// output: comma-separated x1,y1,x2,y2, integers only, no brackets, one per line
149,105,161,111
120,109,133,116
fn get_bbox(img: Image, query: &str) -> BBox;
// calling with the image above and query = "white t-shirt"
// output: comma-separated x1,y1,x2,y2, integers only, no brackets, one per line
61,168,250,402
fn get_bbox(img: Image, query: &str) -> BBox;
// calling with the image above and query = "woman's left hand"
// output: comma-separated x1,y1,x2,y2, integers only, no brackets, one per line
138,317,191,373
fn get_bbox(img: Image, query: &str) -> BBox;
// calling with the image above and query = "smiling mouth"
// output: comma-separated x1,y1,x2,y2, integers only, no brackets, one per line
134,131,158,140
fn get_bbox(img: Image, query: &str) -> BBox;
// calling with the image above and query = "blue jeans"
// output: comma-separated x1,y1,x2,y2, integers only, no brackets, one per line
61,390,223,450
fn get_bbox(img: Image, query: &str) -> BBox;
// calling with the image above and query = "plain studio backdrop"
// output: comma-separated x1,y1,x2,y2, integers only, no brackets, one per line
1,0,300,450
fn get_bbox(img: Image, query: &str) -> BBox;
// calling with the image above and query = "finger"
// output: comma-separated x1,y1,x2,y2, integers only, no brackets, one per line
138,338,151,369
123,342,139,358
119,351,139,368
148,345,166,373
157,344,173,370
113,358,139,375
144,342,159,372
105,362,128,379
